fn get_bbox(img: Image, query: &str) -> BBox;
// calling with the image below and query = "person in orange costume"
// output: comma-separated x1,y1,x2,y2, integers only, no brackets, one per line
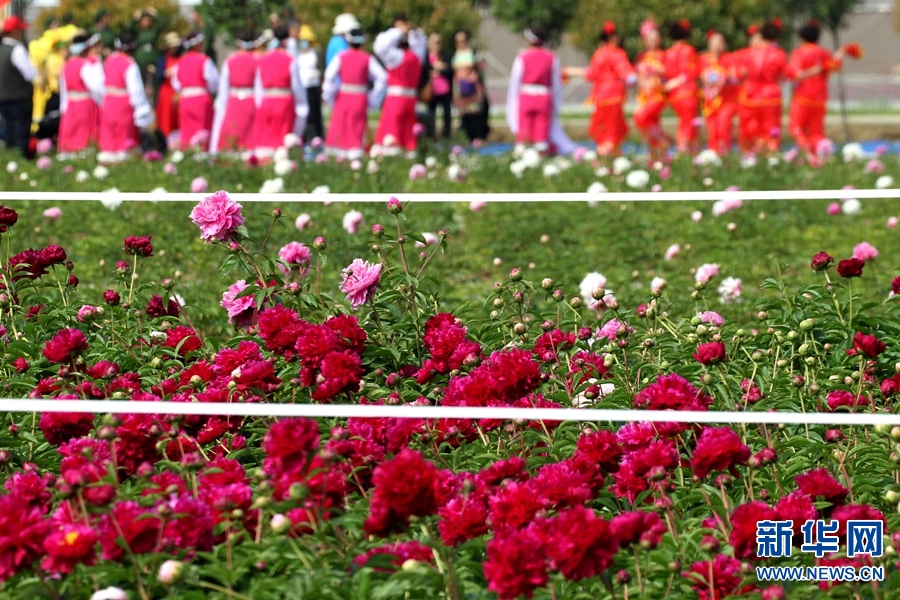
699,30,740,155
564,21,635,156
738,19,787,153
633,19,670,159
784,21,845,155
732,25,762,152
663,19,700,153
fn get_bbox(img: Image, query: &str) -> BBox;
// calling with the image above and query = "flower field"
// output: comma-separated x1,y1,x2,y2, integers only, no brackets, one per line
0,145,900,599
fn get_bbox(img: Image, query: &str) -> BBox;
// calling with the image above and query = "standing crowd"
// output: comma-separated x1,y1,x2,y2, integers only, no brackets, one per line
2,12,861,161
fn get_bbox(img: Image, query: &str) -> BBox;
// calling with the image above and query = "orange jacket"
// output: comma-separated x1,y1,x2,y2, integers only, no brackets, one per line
664,41,699,102
785,42,841,105
699,51,739,109
740,43,787,107
636,49,666,105
585,44,635,106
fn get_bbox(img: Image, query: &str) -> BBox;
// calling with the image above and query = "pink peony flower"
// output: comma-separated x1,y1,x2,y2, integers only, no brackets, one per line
470,200,487,212
63,165,74,173
76,305,100,322
695,263,720,284
190,190,245,243
188,129,210,148
827,202,841,215
314,153,328,164
864,159,884,174
888,216,898,229
163,162,177,175
597,318,634,341
295,213,312,231
651,184,662,192
853,242,878,262
664,244,681,260
36,156,52,170
43,207,62,220
221,280,255,325
409,164,427,181
340,259,382,310
875,143,888,156
191,177,209,193
698,311,725,326
816,138,835,157
36,138,53,154
278,242,311,277
451,145,464,155
412,122,425,138
310,136,323,148
572,147,587,163
783,148,798,162
343,210,364,234
659,166,671,180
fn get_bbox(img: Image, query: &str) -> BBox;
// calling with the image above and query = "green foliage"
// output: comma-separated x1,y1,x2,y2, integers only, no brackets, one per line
295,0,481,56
37,0,183,35
488,0,579,47
195,0,284,40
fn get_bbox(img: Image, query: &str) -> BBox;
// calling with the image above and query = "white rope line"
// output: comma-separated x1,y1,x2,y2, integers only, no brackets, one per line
0,189,897,203
2,400,898,425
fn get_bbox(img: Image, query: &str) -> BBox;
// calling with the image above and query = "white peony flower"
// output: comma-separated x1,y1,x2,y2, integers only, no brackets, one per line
75,170,90,183
366,160,380,174
100,189,122,211
311,185,330,194
542,163,561,178
6,161,17,173
170,150,185,163
260,177,284,194
92,165,109,180
841,142,864,162
767,157,780,167
612,156,631,175
18,172,28,181
740,154,758,169
425,156,437,168
625,169,650,189
875,175,894,189
650,277,667,292
509,160,527,178
283,133,301,148
521,148,542,168
273,147,290,162
693,149,721,167
273,159,295,176
579,272,608,310
718,276,742,303
841,198,861,215
90,587,128,600
595,166,610,177
447,163,465,182
691,210,703,222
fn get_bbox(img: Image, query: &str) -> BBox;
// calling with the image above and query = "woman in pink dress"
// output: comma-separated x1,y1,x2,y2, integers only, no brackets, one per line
99,31,153,161
506,26,561,153
252,26,308,157
210,30,259,155
172,30,219,151
372,18,426,156
58,34,104,154
322,27,387,159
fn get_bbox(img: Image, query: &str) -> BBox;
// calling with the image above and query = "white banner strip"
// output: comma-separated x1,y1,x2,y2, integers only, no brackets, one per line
0,189,897,203
1,399,898,425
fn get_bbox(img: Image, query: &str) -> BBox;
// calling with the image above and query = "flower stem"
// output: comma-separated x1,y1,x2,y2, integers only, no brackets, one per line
127,253,139,305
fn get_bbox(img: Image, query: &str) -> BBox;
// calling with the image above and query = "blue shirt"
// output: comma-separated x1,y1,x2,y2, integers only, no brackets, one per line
326,35,349,67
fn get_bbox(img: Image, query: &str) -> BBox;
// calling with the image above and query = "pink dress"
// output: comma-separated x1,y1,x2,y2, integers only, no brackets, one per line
517,48,554,145
253,50,297,151
212,51,258,153
325,49,372,152
176,51,215,150
99,52,139,153
59,57,101,152
374,49,422,151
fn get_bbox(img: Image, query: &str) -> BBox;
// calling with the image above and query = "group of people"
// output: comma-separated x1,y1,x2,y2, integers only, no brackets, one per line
513,18,860,158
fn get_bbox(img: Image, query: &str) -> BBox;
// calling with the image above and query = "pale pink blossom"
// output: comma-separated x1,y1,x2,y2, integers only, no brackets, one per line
36,156,52,170
340,259,382,309
864,159,884,174
191,177,208,193
278,242,311,277
695,263,720,284
718,277,742,303
76,305,100,322
783,148,798,162
310,136,323,148
314,153,329,164
43,207,62,220
451,145,464,155
691,210,703,222
572,147,587,163
664,244,681,260
470,199,487,212
190,190,245,243
221,280,256,325
409,164,427,181
412,122,426,137
887,216,898,229
815,138,835,157
875,143,888,156
188,130,210,148
342,210,364,234
415,232,439,248
596,318,634,341
698,311,724,326
827,202,841,215
651,184,662,192
659,166,671,180
295,213,312,231
36,138,53,154
164,162,177,175
853,241,879,262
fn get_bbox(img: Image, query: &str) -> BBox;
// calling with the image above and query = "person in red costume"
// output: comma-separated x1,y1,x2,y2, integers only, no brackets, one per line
699,30,739,155
663,19,700,153
565,22,635,156
732,25,762,152
738,19,787,154
633,19,670,159
784,20,846,156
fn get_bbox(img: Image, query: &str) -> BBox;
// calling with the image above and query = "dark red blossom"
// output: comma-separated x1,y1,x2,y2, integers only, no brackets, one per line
831,504,887,536
312,351,363,401
0,493,51,581
574,429,623,473
258,305,309,358
438,489,490,547
488,480,544,530
100,501,161,561
849,331,886,358
532,329,575,362
164,326,203,356
837,257,864,278
353,541,435,571
103,289,120,306
145,294,180,318
810,251,834,272
634,373,712,411
795,468,849,507
364,450,438,536
263,418,321,476
684,555,755,600
774,491,817,539
484,527,548,600
41,244,67,265
39,397,95,446
41,524,99,574
693,342,727,365
826,390,869,411
123,235,153,257
892,276,900,296
610,510,667,549
881,374,900,396
416,313,480,383
535,506,618,581
0,205,18,232
43,328,88,363
730,501,776,559
691,427,751,479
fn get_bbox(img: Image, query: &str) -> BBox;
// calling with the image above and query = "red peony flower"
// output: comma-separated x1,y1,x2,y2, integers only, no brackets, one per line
488,480,544,530
826,390,869,411
795,468,849,507
693,342,727,365
0,493,51,581
39,397,95,446
41,523,99,574
634,373,713,411
0,205,18,232
574,429,623,473
692,426,751,479
312,351,364,401
145,294,180,318
774,491,817,539
810,251,834,272
103,289,120,306
892,276,900,296
532,329,576,361
43,328,88,363
438,490,490,547
164,326,203,356
730,501,776,559
684,555,754,600
831,503,887,536
536,506,618,581
122,235,153,257
850,331,886,358
484,527,548,600
263,418,321,477
836,257,865,278
40,244,67,266
881,374,900,396
364,449,438,536
610,510,667,549
258,305,309,358
353,541,434,571
100,501,162,561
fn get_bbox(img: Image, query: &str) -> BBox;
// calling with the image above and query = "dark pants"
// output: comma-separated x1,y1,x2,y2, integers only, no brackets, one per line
35,93,60,140
0,98,33,156
429,93,452,139
305,85,324,141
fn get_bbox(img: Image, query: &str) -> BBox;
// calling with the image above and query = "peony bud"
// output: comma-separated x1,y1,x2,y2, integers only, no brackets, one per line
158,560,184,585
541,278,554,289
313,236,327,251
591,287,605,300
509,268,523,282
386,197,403,214
552,290,564,302
799,318,814,331
513,323,527,335
570,297,582,308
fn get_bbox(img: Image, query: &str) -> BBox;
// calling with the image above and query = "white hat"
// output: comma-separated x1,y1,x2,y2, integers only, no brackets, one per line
333,13,360,35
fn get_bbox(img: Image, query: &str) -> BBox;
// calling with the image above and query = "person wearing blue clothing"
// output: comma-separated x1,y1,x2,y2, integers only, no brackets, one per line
326,13,358,67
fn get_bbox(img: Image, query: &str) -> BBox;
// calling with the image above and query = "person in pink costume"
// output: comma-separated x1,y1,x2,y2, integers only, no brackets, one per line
98,31,153,161
210,29,259,156
252,26,308,158
172,30,219,151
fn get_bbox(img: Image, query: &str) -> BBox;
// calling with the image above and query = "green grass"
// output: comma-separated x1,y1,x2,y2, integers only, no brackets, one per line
1,149,898,339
